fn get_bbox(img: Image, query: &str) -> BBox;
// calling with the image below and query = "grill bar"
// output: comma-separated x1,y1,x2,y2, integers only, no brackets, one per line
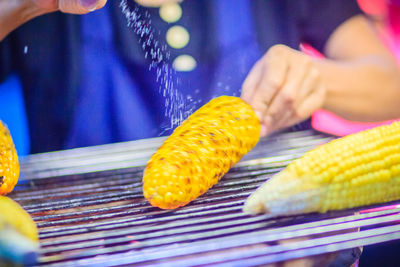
9,129,400,266
24,171,276,214
20,131,330,179
40,209,400,257
32,183,260,222
44,214,400,267
39,203,399,242
164,224,400,267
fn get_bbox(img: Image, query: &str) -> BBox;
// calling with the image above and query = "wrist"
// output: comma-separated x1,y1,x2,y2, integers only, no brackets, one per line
311,59,329,110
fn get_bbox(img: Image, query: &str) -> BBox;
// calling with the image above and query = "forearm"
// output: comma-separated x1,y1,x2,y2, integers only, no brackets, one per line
0,1,45,41
316,14,400,122
316,56,400,122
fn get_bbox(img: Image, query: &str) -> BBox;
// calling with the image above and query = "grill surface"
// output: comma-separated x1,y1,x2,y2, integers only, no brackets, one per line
10,129,400,266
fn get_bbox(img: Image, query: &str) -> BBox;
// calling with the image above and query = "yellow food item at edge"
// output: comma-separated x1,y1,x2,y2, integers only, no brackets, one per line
143,96,260,209
244,121,400,216
0,196,38,242
0,121,19,195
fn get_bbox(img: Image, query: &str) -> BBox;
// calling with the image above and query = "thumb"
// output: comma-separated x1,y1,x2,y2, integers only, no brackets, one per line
58,0,107,14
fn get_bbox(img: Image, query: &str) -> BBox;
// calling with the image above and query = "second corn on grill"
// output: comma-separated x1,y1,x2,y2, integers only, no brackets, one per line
0,196,39,265
0,196,38,242
244,121,400,216
143,96,260,209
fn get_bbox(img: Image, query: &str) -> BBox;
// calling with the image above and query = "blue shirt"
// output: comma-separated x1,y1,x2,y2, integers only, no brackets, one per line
66,0,261,149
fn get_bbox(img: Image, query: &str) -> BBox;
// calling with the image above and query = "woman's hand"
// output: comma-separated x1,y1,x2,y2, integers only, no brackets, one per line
0,0,107,40
32,0,107,14
241,45,326,137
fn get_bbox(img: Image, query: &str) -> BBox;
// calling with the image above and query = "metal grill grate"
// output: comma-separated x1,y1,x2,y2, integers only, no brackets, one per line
10,130,400,266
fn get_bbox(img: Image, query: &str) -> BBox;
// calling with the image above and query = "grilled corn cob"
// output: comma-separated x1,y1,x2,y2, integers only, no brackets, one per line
0,121,19,195
0,196,38,242
143,96,260,209
0,196,39,265
244,121,400,216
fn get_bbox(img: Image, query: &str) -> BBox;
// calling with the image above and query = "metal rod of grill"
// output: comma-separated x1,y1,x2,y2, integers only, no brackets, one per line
8,129,400,266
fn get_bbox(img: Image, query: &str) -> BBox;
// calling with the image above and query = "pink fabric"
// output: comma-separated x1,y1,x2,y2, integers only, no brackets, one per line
385,1,400,62
356,0,386,16
311,109,399,136
299,43,324,59
356,0,400,61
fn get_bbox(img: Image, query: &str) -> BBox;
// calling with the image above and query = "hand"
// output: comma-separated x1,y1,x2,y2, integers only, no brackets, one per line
31,0,107,14
0,0,107,41
241,45,326,137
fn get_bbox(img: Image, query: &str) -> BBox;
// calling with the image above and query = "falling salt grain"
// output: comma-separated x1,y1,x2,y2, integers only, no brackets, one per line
119,0,196,132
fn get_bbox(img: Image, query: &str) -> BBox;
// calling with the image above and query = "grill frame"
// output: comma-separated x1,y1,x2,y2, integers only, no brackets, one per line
10,129,400,266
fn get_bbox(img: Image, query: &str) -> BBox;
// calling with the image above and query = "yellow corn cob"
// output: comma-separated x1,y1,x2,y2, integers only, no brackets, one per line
244,121,400,216
143,96,260,209
0,121,19,195
0,196,38,242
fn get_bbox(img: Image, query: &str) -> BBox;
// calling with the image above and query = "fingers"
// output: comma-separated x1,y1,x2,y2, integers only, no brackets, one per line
272,109,293,133
261,56,311,135
295,68,320,109
242,45,326,137
58,0,107,14
271,67,324,134
241,59,264,103
254,54,287,111
245,46,289,122
297,84,326,117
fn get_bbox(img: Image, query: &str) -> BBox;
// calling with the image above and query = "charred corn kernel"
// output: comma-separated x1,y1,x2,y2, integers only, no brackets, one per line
143,96,260,209
244,121,400,216
0,121,19,195
0,196,38,242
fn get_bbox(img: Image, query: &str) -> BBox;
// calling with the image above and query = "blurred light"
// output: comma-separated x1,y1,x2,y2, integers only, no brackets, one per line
166,26,190,49
159,2,182,23
173,55,197,71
